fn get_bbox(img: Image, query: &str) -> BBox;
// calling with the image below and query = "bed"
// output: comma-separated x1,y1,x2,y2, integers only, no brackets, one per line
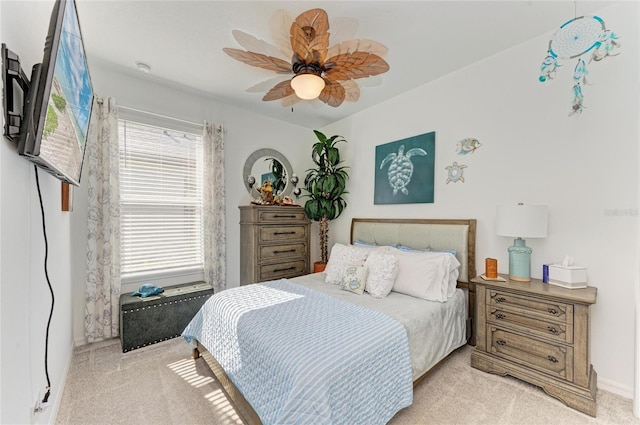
183,217,477,425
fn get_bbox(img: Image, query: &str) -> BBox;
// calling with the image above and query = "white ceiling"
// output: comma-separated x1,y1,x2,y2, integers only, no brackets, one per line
7,0,618,129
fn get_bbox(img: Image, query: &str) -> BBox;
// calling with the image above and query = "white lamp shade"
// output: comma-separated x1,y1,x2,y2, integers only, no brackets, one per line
291,74,325,100
496,204,548,238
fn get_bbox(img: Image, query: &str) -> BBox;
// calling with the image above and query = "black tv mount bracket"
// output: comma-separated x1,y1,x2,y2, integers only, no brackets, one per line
1,43,31,143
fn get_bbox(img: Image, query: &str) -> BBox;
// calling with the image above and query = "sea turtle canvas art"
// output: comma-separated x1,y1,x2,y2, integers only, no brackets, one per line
374,132,435,205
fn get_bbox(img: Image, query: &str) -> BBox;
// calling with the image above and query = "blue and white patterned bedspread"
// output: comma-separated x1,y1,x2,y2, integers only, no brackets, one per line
182,279,413,425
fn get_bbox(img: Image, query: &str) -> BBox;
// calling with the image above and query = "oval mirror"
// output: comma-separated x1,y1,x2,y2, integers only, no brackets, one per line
243,148,294,197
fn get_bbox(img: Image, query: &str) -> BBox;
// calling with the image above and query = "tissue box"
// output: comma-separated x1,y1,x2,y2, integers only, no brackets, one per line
548,264,587,289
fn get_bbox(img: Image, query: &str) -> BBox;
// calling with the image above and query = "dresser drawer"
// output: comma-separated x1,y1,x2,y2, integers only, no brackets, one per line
260,260,307,281
488,326,573,381
487,306,573,344
488,289,573,324
260,226,308,243
259,243,307,262
258,209,308,223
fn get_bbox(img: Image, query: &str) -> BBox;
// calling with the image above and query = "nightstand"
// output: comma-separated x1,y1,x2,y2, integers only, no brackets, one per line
470,275,597,416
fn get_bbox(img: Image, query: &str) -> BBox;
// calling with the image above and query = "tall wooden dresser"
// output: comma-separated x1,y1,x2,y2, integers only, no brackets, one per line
471,275,597,416
239,205,310,285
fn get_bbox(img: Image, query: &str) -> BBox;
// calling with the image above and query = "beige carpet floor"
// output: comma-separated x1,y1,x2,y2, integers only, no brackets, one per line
56,338,640,425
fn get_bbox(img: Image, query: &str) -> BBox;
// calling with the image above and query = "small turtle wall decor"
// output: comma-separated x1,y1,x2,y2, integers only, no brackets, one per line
374,132,435,205
445,162,467,184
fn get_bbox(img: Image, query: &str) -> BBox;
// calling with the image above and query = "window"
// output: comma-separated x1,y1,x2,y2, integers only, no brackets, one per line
118,120,204,284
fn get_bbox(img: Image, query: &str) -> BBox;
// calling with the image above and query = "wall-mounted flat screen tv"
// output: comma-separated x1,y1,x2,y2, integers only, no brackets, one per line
17,0,93,186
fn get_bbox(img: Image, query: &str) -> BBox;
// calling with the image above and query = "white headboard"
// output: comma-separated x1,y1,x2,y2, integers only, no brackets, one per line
350,218,477,283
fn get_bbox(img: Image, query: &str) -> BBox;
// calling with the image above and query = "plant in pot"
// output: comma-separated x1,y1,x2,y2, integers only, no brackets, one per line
303,130,349,272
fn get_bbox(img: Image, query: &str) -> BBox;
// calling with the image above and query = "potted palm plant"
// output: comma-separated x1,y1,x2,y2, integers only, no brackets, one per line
303,130,349,272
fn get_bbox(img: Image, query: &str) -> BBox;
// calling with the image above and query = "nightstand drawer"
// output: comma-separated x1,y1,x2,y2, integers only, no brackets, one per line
489,326,572,381
487,306,573,344
488,289,573,324
260,243,307,262
259,260,307,281
260,226,308,243
258,209,308,223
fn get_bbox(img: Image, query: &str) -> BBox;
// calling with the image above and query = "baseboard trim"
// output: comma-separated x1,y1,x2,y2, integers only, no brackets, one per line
46,339,75,425
598,377,633,400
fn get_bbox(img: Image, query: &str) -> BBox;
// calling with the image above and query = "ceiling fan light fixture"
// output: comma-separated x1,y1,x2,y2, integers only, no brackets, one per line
291,73,325,100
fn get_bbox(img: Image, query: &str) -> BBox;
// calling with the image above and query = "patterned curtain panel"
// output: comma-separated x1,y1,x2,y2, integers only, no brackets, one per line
85,97,121,342
203,122,226,293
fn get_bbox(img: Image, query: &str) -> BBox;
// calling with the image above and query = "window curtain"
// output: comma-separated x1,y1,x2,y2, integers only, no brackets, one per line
203,122,226,293
85,97,121,342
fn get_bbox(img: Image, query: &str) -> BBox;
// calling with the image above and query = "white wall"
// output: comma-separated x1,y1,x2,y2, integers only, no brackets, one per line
70,62,314,345
321,3,639,397
1,1,75,423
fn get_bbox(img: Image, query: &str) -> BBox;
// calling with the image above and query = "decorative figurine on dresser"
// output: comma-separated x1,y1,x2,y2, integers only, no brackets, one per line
471,275,598,417
239,204,310,285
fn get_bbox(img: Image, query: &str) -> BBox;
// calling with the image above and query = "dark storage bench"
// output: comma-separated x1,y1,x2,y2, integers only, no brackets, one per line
119,281,213,352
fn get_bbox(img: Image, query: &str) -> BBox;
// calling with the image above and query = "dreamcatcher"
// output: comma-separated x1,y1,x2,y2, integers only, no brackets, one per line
539,14,620,116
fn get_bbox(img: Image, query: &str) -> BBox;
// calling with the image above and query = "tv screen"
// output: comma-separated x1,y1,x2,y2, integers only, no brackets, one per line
18,0,93,186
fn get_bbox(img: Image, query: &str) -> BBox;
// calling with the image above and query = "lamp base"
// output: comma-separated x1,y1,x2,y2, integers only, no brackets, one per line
509,274,531,282
508,238,533,282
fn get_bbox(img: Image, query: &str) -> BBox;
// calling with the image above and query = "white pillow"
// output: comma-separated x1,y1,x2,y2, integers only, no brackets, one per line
324,243,370,284
340,264,369,295
445,257,461,298
364,252,399,298
389,248,460,302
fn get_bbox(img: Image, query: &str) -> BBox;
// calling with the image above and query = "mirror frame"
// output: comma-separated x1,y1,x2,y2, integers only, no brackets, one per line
243,148,294,197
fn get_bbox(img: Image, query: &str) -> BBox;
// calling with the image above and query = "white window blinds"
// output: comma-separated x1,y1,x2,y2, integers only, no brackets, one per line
118,120,204,279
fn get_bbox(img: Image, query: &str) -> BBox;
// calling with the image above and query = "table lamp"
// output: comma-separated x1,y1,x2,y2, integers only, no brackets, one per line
496,203,548,281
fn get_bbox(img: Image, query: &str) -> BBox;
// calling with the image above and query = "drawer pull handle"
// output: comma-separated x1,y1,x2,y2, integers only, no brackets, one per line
273,215,297,218
274,266,296,273
495,297,506,303
547,308,558,315
494,313,506,320
547,355,559,363
274,249,296,254
496,340,507,346
547,326,559,334
274,231,296,235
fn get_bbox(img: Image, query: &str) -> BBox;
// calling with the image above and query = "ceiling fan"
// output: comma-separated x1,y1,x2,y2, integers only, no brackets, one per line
223,8,390,107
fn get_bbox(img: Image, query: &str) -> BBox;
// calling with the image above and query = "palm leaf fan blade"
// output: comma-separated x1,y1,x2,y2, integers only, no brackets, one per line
263,80,295,101
269,9,295,59
326,39,388,59
231,30,288,61
290,9,329,63
318,79,345,107
295,9,330,34
324,52,389,80
290,30,329,64
339,80,360,102
223,48,292,73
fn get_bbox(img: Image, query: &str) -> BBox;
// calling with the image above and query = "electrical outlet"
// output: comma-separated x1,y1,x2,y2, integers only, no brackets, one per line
33,390,50,414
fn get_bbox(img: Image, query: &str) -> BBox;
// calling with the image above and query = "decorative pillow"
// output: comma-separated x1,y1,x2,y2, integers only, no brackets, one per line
353,240,378,248
396,245,457,256
340,264,369,295
389,248,460,302
324,243,370,284
394,245,428,253
364,252,399,298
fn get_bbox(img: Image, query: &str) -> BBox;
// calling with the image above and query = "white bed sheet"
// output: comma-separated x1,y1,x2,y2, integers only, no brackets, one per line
290,272,467,380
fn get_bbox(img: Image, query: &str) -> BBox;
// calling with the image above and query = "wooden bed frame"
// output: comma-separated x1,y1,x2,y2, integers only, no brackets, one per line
193,217,477,425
